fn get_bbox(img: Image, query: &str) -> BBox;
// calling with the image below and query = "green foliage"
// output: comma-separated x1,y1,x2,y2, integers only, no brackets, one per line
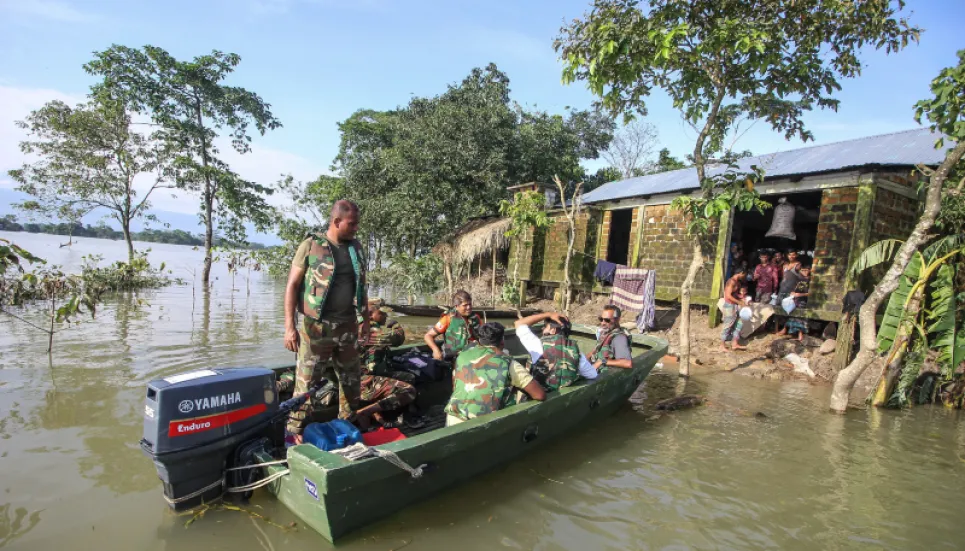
582,166,623,192
332,64,613,256
370,253,443,300
646,148,687,174
928,264,964,377
556,0,918,144
6,96,173,260
890,345,924,408
670,165,770,236
500,191,549,239
84,45,281,278
848,239,905,279
914,49,965,146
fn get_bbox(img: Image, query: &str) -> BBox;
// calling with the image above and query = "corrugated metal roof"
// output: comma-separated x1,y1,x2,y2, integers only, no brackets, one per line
583,128,948,204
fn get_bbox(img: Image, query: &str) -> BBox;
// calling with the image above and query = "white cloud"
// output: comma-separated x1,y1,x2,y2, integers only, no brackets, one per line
0,0,101,22
0,85,323,217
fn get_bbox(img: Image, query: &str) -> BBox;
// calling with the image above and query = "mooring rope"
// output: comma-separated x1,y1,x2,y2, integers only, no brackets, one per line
330,442,427,478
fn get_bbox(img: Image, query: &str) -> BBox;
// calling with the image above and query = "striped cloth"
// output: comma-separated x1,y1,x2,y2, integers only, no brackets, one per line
611,268,657,332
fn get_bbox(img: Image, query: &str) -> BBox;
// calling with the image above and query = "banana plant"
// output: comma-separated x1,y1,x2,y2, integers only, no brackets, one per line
849,235,965,406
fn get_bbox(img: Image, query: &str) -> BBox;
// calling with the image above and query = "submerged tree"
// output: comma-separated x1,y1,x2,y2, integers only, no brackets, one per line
9,98,172,261
831,50,965,412
85,45,281,285
556,0,919,376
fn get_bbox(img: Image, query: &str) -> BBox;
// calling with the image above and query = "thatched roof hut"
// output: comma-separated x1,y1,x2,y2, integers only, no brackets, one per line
433,216,512,265
433,216,512,303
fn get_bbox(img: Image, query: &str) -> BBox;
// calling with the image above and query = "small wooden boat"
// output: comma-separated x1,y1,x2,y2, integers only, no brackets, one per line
257,324,667,542
387,304,539,318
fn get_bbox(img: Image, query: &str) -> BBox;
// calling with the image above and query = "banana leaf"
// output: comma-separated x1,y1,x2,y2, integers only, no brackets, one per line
876,253,923,355
849,239,904,279
928,263,964,377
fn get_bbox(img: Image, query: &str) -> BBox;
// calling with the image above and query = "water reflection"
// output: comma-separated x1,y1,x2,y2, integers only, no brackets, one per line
3,234,965,550
0,504,42,548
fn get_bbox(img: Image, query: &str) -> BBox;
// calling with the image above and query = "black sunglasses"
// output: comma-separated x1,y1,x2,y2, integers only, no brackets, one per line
598,317,615,323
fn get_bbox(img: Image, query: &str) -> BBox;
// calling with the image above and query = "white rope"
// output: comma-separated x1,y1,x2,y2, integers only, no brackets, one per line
330,442,427,479
225,469,291,493
163,476,224,505
225,459,288,471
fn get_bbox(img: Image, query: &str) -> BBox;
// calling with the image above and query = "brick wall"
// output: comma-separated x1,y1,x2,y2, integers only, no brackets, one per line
871,187,918,242
635,204,716,301
810,187,859,311
511,209,601,286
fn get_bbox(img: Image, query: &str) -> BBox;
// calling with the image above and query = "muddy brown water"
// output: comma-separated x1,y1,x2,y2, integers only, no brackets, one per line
2,232,965,550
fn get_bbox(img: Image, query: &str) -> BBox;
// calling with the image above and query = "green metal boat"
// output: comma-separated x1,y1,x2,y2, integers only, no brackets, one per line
256,324,667,543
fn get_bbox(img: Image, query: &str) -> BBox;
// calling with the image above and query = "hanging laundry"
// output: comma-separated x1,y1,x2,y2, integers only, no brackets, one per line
611,267,657,332
593,260,619,284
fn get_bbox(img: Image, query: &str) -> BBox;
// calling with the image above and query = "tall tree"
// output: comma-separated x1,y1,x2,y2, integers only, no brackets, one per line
84,45,281,284
647,148,687,174
333,64,614,258
830,50,965,412
602,119,659,178
8,98,171,261
557,0,919,377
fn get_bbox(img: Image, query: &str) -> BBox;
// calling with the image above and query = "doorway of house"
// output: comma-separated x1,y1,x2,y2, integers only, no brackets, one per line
728,191,822,276
606,209,634,266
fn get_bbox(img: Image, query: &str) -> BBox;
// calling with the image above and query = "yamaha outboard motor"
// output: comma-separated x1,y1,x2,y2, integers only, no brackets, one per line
141,367,279,511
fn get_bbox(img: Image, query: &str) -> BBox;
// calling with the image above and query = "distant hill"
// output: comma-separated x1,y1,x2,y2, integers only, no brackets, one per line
0,187,282,246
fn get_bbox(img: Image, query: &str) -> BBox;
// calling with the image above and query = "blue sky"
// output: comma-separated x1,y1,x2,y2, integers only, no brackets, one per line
1,0,963,238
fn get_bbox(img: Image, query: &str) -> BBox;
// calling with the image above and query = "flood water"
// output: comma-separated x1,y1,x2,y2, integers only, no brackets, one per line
2,231,964,550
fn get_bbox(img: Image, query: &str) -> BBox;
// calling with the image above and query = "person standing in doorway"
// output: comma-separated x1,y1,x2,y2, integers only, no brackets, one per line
283,200,369,445
753,250,780,303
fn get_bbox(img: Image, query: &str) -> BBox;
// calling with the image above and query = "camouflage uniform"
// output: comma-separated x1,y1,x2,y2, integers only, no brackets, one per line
359,320,416,412
588,327,632,375
532,333,582,391
440,310,483,357
287,234,367,435
446,345,515,422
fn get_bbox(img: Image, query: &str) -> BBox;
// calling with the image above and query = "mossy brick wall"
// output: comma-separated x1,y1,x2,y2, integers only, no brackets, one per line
871,187,918,242
512,209,600,286
810,187,859,311
635,204,716,302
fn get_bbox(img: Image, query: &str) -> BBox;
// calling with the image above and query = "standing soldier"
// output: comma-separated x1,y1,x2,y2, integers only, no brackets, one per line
284,200,369,445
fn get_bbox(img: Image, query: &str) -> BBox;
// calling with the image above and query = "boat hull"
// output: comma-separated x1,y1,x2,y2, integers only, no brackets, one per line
387,304,539,318
259,329,666,542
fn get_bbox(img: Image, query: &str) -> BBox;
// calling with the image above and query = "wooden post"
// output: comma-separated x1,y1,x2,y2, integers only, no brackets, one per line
833,182,877,371
630,205,646,268
517,279,526,308
491,245,497,306
707,208,733,327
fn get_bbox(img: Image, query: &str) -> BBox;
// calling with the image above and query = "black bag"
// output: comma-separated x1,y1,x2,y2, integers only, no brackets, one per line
389,350,446,383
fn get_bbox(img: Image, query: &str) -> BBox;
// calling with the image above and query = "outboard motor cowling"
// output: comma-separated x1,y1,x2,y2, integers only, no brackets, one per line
141,367,278,510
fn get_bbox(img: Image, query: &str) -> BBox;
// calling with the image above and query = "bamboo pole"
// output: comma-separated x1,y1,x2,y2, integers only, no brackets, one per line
491,245,497,306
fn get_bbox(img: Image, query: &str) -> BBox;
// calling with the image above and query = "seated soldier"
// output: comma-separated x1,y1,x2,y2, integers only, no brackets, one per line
514,311,597,391
355,300,416,428
587,305,633,373
424,290,482,360
445,322,545,426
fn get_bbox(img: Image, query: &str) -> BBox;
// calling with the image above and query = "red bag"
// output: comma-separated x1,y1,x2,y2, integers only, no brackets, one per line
361,427,406,446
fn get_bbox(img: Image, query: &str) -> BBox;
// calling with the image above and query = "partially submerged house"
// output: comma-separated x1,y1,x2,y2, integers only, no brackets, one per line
510,128,947,336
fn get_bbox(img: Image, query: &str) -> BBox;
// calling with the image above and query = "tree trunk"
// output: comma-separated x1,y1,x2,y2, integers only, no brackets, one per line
122,221,134,264
831,140,965,412
201,194,214,286
491,245,497,307
444,261,453,300
871,285,924,406
678,238,703,377
561,217,576,314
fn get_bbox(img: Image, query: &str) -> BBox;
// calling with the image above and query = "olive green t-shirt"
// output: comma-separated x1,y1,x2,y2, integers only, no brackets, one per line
292,237,357,323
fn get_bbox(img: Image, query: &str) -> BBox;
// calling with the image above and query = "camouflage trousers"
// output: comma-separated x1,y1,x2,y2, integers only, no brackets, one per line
361,374,416,412
287,316,360,435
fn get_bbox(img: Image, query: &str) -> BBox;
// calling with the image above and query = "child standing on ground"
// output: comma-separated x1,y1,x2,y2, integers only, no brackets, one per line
780,264,811,341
